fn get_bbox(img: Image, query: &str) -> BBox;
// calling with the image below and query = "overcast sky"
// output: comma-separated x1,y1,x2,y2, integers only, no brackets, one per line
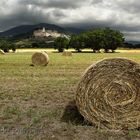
0,0,140,41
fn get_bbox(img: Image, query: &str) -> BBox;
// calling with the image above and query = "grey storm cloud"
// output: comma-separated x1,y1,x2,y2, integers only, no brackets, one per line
20,0,87,9
91,0,103,4
0,0,140,40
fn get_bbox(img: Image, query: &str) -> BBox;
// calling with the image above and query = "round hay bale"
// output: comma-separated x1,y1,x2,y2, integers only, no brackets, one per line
76,58,140,130
32,52,49,66
62,51,72,56
0,50,5,55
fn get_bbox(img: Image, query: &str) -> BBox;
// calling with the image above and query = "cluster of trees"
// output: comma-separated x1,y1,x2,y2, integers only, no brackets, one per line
31,38,54,48
15,38,54,48
0,38,16,52
0,38,53,52
54,28,125,52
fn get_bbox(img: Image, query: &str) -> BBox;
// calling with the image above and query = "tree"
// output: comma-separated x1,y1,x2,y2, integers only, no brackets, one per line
0,38,10,52
54,37,69,52
69,34,85,52
85,29,105,53
0,38,16,52
9,42,16,52
103,28,124,53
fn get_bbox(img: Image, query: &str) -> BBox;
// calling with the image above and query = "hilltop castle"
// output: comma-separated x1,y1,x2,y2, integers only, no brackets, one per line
33,27,63,38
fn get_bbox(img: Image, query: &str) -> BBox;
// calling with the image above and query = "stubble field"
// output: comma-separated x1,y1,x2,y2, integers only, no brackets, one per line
0,49,140,140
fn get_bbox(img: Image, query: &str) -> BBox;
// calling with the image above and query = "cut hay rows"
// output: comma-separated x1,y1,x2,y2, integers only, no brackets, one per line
32,52,49,66
76,58,140,130
0,50,5,55
62,51,72,56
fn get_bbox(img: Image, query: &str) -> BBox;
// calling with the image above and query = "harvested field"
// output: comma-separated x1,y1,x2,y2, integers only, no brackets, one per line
0,50,140,139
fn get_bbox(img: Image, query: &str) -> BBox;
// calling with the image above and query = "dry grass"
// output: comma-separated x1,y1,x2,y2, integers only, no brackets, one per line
0,50,5,55
0,50,140,139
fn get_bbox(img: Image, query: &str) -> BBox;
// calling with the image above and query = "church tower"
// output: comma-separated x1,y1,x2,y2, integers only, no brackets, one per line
42,27,46,32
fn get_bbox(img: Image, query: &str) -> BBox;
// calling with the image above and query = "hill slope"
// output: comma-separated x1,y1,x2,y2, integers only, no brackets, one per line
0,23,86,39
0,23,67,38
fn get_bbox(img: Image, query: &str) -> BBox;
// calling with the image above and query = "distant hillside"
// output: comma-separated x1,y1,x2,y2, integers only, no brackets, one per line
0,23,84,39
0,23,66,38
65,27,86,34
125,40,140,45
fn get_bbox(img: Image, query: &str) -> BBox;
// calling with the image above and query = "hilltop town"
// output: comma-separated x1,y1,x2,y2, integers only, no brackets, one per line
33,27,69,38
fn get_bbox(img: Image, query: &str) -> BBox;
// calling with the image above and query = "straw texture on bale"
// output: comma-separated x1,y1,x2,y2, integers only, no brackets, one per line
76,58,140,130
0,50,5,55
32,52,49,66
62,51,72,56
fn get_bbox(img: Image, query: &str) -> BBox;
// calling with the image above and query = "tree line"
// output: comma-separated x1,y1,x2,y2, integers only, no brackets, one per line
54,28,125,53
0,28,140,53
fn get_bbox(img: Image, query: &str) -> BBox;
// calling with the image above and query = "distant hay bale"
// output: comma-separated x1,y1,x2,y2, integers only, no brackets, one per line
32,52,49,66
62,51,72,56
76,58,140,130
0,50,5,55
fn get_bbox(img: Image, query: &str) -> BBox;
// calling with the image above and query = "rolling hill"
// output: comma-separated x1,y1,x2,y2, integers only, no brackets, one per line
0,23,84,38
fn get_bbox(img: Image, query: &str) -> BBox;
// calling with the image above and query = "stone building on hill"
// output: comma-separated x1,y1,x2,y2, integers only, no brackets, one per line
33,27,63,38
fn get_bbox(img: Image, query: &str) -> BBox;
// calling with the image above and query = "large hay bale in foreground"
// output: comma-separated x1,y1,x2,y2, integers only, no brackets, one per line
0,50,5,55
32,52,49,66
62,51,72,56
76,58,140,130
